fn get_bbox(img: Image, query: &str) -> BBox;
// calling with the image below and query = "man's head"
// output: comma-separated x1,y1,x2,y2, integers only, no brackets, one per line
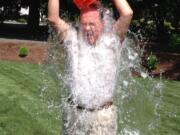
80,7,104,45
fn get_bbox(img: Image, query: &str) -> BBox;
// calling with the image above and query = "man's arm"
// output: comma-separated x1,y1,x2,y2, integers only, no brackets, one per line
48,0,70,38
113,0,133,42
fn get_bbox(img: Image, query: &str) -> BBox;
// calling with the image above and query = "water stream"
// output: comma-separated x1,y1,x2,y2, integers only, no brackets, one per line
42,9,165,135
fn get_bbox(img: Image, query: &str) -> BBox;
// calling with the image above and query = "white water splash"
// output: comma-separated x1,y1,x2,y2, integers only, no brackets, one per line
120,128,140,135
43,8,163,135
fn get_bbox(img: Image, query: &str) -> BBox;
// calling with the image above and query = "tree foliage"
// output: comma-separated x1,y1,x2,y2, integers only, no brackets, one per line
0,0,179,43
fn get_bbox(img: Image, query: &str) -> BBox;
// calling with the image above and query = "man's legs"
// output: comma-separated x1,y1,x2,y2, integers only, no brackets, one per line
90,105,117,135
63,102,117,135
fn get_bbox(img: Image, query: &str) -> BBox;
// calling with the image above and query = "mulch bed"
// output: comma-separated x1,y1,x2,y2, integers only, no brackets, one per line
0,39,48,64
0,38,180,80
151,52,180,80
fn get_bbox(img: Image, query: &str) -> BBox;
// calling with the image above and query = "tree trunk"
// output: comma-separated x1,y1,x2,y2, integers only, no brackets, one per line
27,0,40,31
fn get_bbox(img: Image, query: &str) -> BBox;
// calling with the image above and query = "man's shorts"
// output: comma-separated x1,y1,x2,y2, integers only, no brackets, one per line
63,102,117,135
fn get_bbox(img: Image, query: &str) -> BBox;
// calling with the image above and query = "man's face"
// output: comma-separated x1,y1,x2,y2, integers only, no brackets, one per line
80,9,104,45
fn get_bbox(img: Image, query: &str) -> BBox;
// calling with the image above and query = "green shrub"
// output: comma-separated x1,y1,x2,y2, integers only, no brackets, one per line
147,53,158,70
17,18,27,23
19,46,29,57
170,34,180,49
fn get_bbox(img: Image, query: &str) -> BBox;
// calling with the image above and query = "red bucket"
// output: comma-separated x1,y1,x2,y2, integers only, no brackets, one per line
74,0,98,10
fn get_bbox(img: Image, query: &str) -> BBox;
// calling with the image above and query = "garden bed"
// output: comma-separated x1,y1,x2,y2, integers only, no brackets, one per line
0,38,48,64
0,38,180,80
151,52,180,80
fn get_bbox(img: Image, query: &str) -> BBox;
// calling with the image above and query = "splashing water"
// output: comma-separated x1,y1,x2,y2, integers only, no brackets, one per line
42,9,163,135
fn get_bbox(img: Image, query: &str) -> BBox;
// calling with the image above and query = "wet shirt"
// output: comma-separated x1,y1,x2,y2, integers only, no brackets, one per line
64,28,122,109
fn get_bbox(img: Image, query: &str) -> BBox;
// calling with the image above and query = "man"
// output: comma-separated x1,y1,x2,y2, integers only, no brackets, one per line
48,0,133,134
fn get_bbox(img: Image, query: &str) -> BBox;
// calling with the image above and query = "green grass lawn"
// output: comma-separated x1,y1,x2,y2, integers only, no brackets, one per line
0,61,179,135
0,61,62,135
158,80,180,135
